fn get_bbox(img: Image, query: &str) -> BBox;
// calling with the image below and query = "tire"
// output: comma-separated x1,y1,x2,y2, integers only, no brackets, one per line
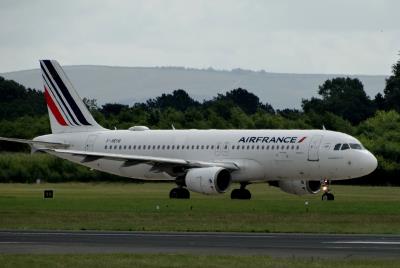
231,189,251,200
169,188,179,199
231,189,240,199
322,192,334,201
170,188,190,199
179,188,190,199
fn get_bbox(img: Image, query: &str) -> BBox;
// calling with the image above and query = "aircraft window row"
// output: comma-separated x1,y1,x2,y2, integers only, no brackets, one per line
333,143,363,151
104,144,301,151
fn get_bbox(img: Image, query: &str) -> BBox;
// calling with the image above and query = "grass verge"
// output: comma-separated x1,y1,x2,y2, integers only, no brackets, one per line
0,183,399,233
1,254,400,268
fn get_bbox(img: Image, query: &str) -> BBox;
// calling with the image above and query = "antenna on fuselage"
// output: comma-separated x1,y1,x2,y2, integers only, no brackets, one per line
322,125,326,130
171,124,176,130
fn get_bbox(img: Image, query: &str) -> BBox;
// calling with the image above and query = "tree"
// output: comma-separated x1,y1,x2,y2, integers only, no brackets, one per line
215,88,274,114
146,89,199,112
383,55,400,112
0,76,46,119
302,77,374,124
100,103,129,117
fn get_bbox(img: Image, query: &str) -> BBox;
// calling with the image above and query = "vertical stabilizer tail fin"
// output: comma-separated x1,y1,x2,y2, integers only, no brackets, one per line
40,60,105,133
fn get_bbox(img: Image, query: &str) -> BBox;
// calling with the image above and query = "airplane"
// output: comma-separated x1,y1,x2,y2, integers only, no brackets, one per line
0,60,378,200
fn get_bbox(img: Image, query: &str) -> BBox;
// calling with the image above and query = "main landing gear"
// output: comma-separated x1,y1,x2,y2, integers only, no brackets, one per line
169,176,190,199
231,182,252,200
169,187,190,199
321,179,334,201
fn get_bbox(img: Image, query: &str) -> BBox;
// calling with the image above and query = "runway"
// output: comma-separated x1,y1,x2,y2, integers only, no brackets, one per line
0,231,400,258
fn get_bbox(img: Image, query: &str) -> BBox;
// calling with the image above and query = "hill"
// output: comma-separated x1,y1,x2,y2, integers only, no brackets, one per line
1,66,386,109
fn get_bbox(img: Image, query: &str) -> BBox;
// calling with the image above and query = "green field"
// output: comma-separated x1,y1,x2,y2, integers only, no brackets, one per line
0,183,399,233
1,253,400,268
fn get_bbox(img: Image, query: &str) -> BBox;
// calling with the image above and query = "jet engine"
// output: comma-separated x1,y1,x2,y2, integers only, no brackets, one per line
277,180,321,195
185,167,231,195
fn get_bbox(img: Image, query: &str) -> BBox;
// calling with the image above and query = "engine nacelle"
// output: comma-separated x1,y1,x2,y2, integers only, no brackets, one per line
185,167,231,195
278,180,321,195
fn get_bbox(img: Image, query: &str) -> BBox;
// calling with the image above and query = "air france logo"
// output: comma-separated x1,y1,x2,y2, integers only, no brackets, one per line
238,136,307,143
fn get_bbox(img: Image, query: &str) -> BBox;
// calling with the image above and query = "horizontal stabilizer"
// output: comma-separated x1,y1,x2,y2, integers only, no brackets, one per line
0,137,69,149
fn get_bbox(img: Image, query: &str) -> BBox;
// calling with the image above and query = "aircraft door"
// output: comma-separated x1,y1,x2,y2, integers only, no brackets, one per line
85,134,97,152
308,135,323,161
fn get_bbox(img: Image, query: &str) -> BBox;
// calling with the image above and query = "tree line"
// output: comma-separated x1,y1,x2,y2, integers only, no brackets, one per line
0,56,399,185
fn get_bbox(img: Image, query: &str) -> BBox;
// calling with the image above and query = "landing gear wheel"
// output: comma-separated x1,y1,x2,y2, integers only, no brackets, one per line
322,192,334,201
230,188,251,200
169,187,190,199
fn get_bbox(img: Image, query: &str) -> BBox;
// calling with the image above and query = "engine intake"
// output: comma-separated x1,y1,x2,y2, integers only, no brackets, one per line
185,167,231,195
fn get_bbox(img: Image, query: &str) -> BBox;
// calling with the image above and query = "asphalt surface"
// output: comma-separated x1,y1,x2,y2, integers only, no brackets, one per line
0,231,400,258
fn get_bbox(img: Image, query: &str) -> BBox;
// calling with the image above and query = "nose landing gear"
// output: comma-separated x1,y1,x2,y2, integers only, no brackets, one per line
321,179,334,201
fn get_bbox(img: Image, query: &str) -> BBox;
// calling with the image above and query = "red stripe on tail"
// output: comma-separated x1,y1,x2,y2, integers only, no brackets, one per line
44,87,67,126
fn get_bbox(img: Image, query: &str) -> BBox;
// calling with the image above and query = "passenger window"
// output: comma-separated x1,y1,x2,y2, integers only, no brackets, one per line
341,144,350,150
171,145,175,150
251,145,254,149
105,145,107,149
334,144,341,150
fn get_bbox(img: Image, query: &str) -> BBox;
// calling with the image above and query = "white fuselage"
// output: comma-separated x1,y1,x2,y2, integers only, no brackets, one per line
34,129,378,182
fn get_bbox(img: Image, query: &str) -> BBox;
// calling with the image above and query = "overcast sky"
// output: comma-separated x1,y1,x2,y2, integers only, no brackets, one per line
1,0,399,74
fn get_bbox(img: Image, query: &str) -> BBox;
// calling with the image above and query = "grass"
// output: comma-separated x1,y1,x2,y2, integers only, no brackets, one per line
0,183,399,233
1,253,400,268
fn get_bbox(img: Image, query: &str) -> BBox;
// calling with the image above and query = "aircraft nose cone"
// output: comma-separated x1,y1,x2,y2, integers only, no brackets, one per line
364,151,378,174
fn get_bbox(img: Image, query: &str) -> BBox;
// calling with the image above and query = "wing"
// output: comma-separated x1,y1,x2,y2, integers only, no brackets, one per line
51,149,239,171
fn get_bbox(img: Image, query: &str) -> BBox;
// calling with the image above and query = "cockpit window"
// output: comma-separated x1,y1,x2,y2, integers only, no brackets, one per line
341,143,350,150
350,143,363,150
334,144,341,150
